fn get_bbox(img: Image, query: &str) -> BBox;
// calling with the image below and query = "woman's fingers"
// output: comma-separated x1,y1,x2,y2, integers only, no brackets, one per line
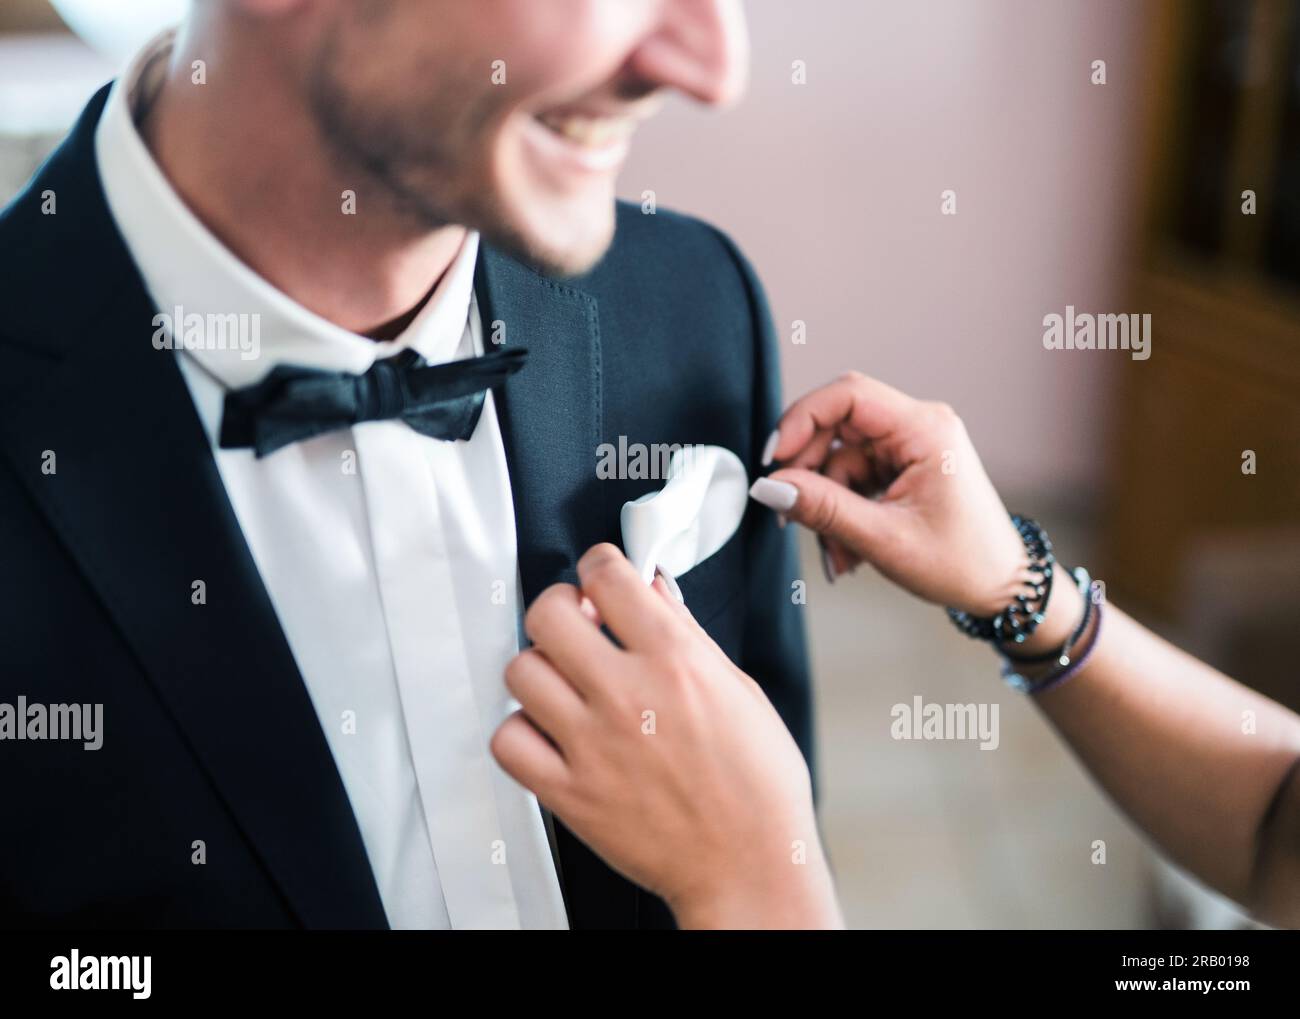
489,710,571,808
820,535,861,580
523,582,620,697
757,375,1037,615
504,648,586,748
577,544,684,654
822,442,876,494
765,372,915,468
652,571,695,623
784,425,839,473
757,465,891,558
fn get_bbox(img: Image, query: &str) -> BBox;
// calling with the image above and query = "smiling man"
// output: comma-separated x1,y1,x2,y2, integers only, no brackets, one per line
0,0,811,929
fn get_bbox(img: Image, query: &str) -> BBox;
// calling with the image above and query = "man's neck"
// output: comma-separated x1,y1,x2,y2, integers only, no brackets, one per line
139,24,466,339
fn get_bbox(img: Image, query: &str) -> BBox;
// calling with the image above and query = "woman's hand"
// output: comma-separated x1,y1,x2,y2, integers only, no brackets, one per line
746,373,1300,927
750,372,1078,642
489,544,842,929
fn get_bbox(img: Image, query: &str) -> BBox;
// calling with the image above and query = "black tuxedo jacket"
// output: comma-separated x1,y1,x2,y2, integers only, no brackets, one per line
0,88,812,929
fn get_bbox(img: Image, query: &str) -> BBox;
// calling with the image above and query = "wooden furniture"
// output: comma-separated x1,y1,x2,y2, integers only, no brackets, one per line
1102,0,1300,624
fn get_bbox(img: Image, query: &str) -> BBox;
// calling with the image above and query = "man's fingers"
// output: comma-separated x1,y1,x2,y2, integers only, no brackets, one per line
505,648,586,748
766,372,915,467
490,710,570,807
577,544,682,653
524,582,620,695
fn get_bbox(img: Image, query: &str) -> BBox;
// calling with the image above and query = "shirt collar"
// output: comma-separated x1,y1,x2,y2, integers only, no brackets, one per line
94,29,480,391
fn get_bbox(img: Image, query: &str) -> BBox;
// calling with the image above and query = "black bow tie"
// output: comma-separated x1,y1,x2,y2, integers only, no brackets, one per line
218,346,528,458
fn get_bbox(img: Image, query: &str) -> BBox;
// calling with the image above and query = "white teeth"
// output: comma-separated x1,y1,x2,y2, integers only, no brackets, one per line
538,113,634,148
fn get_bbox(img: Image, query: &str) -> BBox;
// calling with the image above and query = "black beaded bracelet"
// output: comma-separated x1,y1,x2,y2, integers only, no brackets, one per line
1000,566,1099,693
947,515,1055,645
1001,566,1094,665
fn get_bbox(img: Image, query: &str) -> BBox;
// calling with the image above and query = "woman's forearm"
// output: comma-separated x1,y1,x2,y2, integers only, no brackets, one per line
757,373,1300,926
1032,601,1300,925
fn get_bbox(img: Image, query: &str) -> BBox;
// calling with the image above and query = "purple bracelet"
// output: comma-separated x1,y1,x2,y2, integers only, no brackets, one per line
1004,599,1105,695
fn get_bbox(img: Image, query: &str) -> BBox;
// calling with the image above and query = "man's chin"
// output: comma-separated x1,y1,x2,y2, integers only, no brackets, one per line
490,198,617,279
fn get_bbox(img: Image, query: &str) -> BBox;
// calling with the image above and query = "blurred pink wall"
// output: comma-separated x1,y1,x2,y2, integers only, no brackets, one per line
618,0,1148,499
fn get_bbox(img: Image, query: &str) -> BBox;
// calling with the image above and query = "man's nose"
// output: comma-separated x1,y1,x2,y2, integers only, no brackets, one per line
630,0,750,107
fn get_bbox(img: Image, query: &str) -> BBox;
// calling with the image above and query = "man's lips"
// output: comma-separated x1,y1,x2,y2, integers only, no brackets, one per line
521,111,637,175
521,98,663,177
535,110,641,148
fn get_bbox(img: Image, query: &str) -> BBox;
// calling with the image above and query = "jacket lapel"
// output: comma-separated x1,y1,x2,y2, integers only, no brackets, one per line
476,248,642,928
476,249,607,595
0,89,388,929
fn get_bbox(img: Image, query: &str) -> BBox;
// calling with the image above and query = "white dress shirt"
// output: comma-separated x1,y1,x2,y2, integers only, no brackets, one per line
94,31,567,930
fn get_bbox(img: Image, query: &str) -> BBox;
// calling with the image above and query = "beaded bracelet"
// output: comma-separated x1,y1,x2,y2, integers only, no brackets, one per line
947,515,1055,646
1001,566,1095,665
1001,567,1103,694
1004,600,1104,695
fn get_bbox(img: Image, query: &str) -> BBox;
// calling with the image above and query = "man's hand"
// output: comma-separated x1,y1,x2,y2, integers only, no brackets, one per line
489,544,842,929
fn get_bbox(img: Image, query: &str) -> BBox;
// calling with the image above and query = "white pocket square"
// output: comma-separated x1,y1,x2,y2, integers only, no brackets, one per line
620,444,748,585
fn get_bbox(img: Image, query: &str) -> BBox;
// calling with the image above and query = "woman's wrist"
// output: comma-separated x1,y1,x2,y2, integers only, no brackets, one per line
668,845,843,930
1001,570,1085,657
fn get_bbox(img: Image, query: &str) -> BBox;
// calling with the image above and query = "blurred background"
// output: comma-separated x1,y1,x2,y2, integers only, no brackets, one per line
3,0,1297,928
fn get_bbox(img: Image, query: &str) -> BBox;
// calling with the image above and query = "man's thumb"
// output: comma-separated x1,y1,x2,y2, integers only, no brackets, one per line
750,468,886,553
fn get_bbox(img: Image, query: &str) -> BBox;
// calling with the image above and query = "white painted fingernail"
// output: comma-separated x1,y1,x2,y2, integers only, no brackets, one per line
777,512,787,529
761,429,780,467
821,545,836,585
655,565,685,603
749,477,798,513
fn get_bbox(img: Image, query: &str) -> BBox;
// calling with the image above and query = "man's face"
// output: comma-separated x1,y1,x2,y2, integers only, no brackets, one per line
306,0,749,276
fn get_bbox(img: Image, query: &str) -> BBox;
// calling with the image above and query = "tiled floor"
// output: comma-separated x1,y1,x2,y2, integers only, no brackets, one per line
796,525,1158,928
